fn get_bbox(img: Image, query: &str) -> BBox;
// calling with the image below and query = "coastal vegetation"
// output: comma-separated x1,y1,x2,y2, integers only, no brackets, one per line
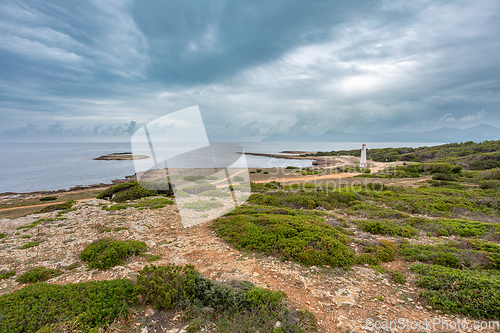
97,180,174,202
102,197,174,211
211,159,500,318
16,267,63,284
39,196,57,202
0,264,316,333
309,140,500,168
39,201,75,213
79,238,147,269
0,279,134,333
134,264,317,332
1,140,499,330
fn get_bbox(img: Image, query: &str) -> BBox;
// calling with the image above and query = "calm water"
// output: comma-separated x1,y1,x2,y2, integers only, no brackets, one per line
0,141,442,193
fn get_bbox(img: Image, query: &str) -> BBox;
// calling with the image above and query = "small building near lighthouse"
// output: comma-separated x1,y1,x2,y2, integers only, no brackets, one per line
360,143,367,168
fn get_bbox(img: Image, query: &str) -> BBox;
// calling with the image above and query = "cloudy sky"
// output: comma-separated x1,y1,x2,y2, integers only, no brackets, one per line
0,0,499,140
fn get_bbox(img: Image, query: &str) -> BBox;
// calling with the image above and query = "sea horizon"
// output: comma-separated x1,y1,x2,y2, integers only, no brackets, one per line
0,141,445,194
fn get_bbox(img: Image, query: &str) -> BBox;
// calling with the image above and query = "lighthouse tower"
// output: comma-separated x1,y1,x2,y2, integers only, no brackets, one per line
360,143,367,168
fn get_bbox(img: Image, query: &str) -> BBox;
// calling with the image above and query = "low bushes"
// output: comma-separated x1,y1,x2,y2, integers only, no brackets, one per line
213,209,354,267
408,217,500,238
19,241,40,249
79,238,147,269
97,181,173,203
38,201,75,213
102,197,174,211
0,263,317,332
399,241,499,269
0,271,15,280
16,267,62,284
356,240,397,265
357,220,418,238
135,264,197,309
480,167,500,180
182,200,224,211
182,183,217,195
183,175,206,182
248,188,359,210
410,264,500,319
39,196,57,202
0,279,134,332
135,264,317,332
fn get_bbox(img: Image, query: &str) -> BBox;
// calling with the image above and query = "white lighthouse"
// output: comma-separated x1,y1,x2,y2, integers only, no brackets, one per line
360,143,367,168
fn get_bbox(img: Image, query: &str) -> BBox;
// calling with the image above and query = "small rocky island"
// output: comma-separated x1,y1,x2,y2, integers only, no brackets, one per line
93,152,149,160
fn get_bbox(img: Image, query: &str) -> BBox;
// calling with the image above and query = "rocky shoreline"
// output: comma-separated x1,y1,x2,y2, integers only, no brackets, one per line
243,151,348,167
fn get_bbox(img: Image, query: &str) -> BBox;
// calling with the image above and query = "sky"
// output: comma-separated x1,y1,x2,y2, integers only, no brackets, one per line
0,0,499,141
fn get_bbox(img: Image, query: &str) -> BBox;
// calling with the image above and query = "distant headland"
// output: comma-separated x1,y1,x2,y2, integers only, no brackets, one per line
93,152,149,160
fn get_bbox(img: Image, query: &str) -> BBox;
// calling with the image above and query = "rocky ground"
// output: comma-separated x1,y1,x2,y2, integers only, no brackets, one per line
1,198,497,333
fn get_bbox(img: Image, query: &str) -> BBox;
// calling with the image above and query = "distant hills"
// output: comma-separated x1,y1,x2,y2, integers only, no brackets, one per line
262,124,500,143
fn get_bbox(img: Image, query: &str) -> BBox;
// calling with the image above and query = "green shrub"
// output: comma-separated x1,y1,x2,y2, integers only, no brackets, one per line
16,218,49,230
480,167,500,180
224,205,327,218
134,265,316,332
146,254,161,262
355,253,380,265
39,196,57,201
408,217,500,238
200,190,232,198
16,267,62,283
0,271,15,280
183,175,206,181
97,181,173,203
480,180,500,190
182,183,217,194
0,233,6,239
102,203,128,211
357,220,418,238
248,188,359,210
103,197,174,211
213,211,354,267
135,264,198,309
65,262,80,270
247,287,285,309
38,201,75,213
410,264,500,319
79,238,147,269
374,240,397,262
233,175,245,181
399,241,498,269
183,200,224,211
390,270,407,284
20,241,39,249
0,279,133,332
111,187,158,203
97,182,136,199
348,203,409,220
432,173,456,181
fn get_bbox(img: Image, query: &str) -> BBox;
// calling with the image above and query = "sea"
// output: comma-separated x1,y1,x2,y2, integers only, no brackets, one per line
0,141,443,193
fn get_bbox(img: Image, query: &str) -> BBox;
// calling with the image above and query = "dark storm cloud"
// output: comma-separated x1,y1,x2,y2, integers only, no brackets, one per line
130,0,376,84
0,0,499,139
